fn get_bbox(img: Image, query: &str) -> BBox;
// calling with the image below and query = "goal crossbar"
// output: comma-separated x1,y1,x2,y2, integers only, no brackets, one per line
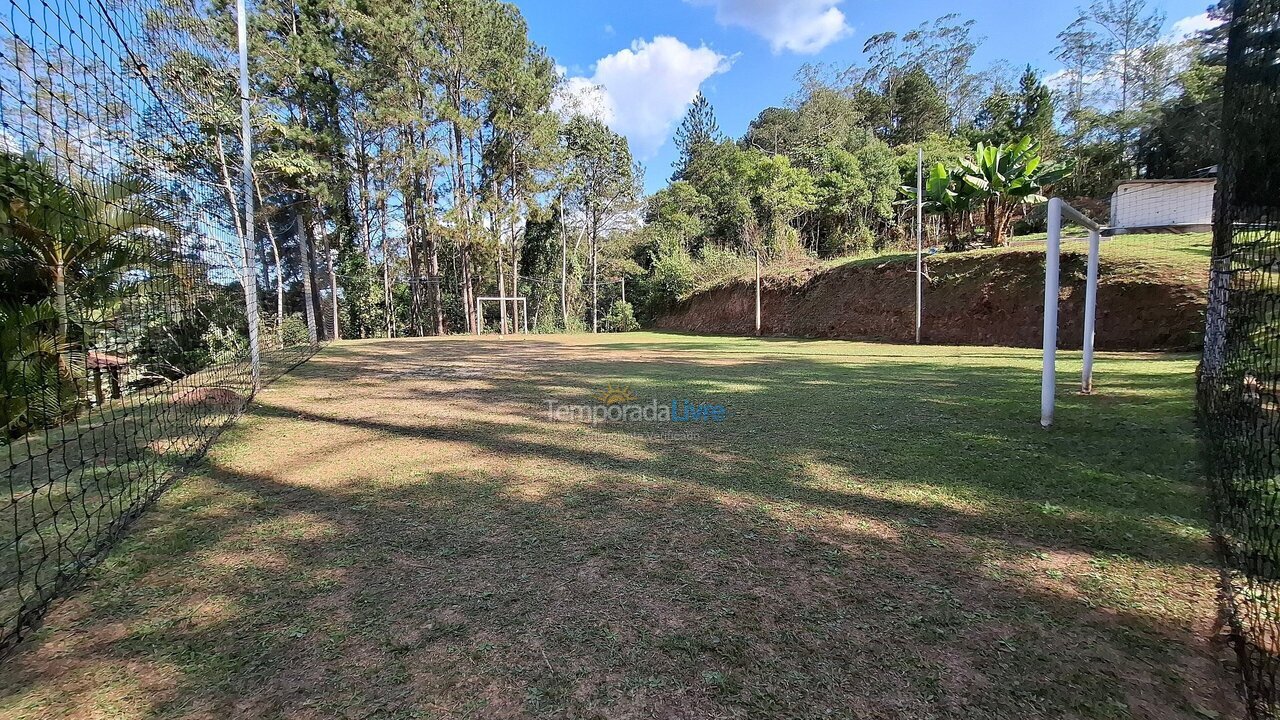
475,296,529,335
1041,198,1103,428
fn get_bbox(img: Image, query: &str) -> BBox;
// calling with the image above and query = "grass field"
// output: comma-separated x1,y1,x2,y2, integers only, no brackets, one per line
0,333,1238,719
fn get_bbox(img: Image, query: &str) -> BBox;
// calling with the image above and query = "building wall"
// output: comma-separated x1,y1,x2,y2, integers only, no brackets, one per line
1109,181,1215,230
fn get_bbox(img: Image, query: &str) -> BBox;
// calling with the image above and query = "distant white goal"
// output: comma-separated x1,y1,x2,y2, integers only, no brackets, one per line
475,297,529,334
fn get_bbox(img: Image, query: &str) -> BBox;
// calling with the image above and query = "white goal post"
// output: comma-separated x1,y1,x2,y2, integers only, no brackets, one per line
1041,198,1102,428
475,297,529,334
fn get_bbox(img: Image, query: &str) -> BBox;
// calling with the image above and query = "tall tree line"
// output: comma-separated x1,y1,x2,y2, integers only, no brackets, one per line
142,0,639,339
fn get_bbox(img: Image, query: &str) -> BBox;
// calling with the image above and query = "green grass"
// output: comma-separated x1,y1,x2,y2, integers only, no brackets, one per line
0,333,1237,718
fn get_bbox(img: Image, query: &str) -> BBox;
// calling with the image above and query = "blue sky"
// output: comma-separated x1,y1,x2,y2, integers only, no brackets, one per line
518,0,1216,193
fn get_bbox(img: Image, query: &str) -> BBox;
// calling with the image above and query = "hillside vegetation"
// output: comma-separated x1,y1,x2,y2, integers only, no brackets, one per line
656,234,1210,350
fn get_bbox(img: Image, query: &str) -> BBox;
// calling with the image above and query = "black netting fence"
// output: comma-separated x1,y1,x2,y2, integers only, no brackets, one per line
0,0,320,652
1199,0,1280,717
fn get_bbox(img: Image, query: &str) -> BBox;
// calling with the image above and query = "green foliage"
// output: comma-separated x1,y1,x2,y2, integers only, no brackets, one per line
672,92,723,181
0,301,80,435
814,140,899,254
972,66,1058,153
133,315,214,381
638,241,696,322
746,153,817,254
887,66,949,145
959,136,1070,245
902,162,979,251
645,182,712,249
279,314,311,347
602,300,639,333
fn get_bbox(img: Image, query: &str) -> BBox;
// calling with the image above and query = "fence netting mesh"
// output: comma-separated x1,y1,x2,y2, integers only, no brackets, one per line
0,0,319,651
1200,0,1280,717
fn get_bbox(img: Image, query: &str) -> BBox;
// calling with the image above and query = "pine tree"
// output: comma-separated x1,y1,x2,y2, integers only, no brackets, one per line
671,92,722,181
1013,66,1057,155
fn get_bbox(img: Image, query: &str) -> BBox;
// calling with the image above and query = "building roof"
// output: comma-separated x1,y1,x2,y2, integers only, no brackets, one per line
1114,178,1217,190
86,351,128,369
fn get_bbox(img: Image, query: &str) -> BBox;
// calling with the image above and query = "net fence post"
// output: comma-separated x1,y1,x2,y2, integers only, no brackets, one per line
1041,198,1062,428
237,0,260,393
1199,0,1280,714
1081,228,1100,393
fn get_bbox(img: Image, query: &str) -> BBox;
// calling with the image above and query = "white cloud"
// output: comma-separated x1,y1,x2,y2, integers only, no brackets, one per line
688,0,851,54
554,36,731,159
1169,12,1221,41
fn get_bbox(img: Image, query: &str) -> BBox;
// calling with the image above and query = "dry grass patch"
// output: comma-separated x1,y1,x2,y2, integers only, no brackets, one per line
0,333,1240,719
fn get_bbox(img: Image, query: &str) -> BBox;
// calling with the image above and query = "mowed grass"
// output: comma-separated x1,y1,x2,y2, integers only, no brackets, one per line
0,333,1239,719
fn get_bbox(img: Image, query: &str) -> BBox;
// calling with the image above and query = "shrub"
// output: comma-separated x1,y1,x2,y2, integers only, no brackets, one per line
0,302,81,436
603,300,639,332
692,246,755,291
280,314,311,347
641,242,695,318
134,314,215,380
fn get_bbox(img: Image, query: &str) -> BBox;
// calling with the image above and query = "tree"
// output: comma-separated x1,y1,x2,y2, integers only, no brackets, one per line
973,66,1057,152
901,162,979,251
682,140,755,249
1137,53,1224,177
889,67,948,145
562,116,640,332
742,107,800,156
1055,0,1166,178
859,14,985,129
814,140,899,254
960,137,1070,246
672,92,723,181
0,152,175,345
646,182,712,249
745,153,817,255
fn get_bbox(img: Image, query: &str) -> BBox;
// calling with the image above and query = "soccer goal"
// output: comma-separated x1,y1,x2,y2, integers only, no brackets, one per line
1040,185,1216,427
475,297,529,335
1040,198,1104,427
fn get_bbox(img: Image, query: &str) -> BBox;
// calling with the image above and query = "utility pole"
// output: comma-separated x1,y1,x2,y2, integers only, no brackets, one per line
237,0,261,391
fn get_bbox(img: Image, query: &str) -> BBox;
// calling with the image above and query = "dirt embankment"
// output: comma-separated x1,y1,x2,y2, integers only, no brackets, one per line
655,250,1207,350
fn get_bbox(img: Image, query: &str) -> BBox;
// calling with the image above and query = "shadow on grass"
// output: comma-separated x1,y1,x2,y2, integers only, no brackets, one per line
0,336,1238,719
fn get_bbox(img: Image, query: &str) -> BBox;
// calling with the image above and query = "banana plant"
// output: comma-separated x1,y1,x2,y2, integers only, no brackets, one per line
960,136,1070,246
901,162,979,251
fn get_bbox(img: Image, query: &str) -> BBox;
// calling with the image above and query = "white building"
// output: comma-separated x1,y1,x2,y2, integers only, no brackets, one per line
1109,178,1216,232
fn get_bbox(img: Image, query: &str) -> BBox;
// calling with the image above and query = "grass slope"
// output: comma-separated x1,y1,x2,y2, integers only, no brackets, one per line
0,333,1237,719
660,233,1211,350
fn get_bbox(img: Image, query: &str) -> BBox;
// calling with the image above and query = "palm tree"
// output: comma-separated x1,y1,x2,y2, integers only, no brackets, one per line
0,300,81,434
0,151,176,345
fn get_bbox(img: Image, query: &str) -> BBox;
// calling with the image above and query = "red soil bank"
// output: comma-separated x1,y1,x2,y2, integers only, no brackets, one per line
656,250,1206,350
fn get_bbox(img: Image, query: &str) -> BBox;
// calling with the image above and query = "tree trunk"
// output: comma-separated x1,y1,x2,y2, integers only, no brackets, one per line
253,174,285,347
559,202,569,328
985,198,1001,246
450,120,476,334
53,263,68,347
377,195,394,338
296,205,319,344
405,188,424,336
425,185,444,336
316,201,341,340
590,229,599,334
